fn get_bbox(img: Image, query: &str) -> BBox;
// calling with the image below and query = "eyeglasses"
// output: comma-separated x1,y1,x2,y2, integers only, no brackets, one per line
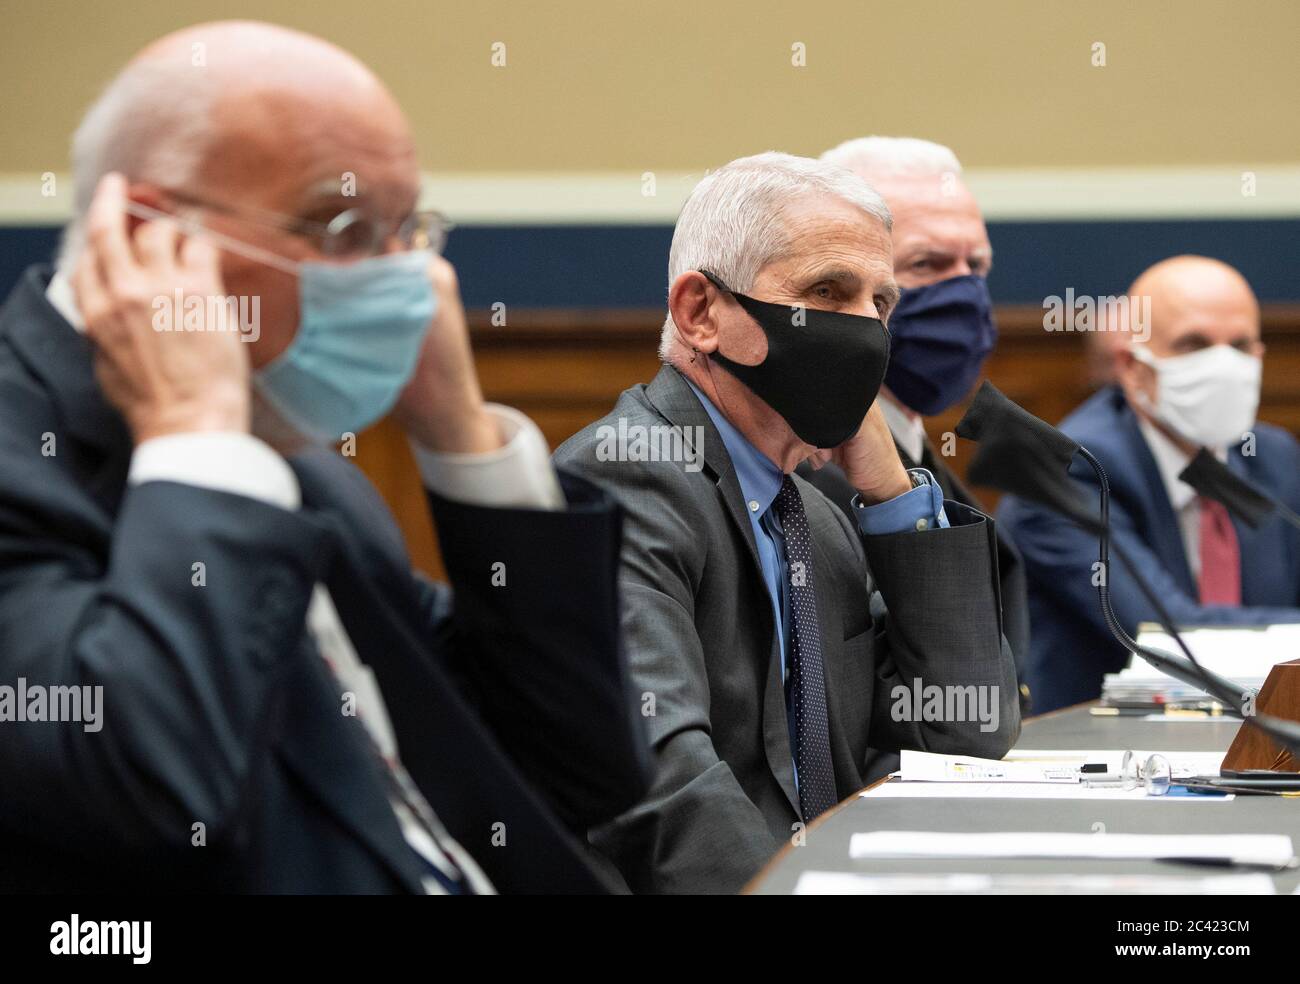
161,190,453,258
1080,750,1173,796
1121,750,1172,795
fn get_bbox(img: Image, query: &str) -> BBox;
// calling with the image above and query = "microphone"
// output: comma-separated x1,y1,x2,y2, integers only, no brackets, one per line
1179,448,1300,532
955,382,1300,759
954,381,1099,533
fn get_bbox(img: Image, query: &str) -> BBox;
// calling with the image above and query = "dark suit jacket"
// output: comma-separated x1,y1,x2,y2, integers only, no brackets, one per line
798,437,1032,708
997,386,1300,712
554,366,1019,894
0,265,650,894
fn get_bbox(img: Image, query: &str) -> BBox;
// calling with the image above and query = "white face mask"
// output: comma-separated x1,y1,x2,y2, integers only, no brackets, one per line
1130,343,1261,449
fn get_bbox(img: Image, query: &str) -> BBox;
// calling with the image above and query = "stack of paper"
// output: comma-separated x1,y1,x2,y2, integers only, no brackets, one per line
1102,623,1300,705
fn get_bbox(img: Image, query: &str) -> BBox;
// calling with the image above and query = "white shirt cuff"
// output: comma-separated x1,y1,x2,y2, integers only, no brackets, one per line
127,432,301,510
409,403,564,510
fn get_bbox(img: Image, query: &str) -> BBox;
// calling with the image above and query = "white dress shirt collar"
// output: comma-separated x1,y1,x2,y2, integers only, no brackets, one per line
880,391,926,464
1135,412,1224,514
45,270,85,333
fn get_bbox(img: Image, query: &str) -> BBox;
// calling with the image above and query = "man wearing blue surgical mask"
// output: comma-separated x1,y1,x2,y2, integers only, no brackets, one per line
797,136,1031,706
0,21,648,894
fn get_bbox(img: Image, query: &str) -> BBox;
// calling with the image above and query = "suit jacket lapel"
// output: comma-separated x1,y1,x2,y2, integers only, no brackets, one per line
2,266,132,511
274,641,430,893
291,472,609,893
1115,399,1198,596
643,366,800,818
644,366,767,581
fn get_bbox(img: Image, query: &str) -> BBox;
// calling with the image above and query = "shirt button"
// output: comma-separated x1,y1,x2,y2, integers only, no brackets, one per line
749,500,760,513
915,517,929,531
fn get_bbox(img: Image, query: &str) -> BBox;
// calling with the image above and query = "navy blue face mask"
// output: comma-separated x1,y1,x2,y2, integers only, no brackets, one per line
884,274,997,416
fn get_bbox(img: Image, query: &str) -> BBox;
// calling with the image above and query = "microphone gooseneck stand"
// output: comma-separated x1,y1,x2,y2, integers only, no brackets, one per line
953,380,1300,761
1073,447,1300,757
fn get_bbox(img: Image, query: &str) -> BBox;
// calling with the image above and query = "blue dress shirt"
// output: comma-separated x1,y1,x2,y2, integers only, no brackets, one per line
687,382,949,686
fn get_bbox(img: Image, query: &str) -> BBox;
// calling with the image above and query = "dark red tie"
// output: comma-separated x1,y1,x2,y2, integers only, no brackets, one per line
1197,497,1241,606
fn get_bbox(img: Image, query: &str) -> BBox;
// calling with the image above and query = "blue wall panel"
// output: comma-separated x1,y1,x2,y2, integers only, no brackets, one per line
3,219,1296,310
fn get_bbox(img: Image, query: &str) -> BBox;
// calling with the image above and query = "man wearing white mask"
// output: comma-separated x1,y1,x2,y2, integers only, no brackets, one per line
1000,255,1300,711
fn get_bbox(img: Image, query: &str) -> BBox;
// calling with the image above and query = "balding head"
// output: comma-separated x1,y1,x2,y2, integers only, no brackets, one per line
1117,255,1265,448
1127,255,1260,356
62,21,419,364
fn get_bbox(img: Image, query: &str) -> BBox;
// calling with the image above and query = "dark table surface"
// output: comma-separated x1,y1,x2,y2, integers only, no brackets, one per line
747,706,1300,894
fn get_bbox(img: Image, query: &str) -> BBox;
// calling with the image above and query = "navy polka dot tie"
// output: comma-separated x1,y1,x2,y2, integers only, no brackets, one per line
773,476,837,821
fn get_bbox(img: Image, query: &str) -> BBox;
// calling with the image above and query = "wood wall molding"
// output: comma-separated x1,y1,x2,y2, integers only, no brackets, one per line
357,305,1300,577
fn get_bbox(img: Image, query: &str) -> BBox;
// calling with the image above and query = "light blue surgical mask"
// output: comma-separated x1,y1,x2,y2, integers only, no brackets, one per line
256,251,436,443
123,201,437,444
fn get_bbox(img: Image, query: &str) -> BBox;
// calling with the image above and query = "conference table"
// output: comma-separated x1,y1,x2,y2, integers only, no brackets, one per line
747,703,1300,894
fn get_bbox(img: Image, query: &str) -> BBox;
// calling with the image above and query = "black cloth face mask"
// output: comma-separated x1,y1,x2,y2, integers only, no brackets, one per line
699,270,891,448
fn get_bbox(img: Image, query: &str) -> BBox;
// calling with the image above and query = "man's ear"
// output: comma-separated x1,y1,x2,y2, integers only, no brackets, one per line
1116,347,1155,405
667,271,722,355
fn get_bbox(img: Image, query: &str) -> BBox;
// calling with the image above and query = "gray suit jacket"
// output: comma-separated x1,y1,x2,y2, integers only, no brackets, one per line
555,366,1020,893
798,439,1033,710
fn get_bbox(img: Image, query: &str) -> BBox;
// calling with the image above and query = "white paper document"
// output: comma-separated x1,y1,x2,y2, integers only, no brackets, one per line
793,871,1276,895
849,831,1295,868
862,780,1233,801
897,748,1224,783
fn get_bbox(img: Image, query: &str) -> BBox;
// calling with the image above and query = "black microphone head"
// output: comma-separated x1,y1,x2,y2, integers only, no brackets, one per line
952,380,1002,442
966,437,1103,533
1178,448,1275,529
956,382,1081,466
955,382,1102,532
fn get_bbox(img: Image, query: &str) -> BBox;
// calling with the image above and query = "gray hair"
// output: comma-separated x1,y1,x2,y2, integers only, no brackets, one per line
57,59,218,272
659,151,892,361
821,136,963,180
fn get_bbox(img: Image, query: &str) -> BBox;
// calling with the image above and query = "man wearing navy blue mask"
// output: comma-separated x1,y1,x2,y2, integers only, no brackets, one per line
797,136,1031,706
0,21,647,894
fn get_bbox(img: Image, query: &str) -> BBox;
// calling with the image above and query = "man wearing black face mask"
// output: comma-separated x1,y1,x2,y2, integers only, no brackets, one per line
556,152,1019,894
797,137,1031,706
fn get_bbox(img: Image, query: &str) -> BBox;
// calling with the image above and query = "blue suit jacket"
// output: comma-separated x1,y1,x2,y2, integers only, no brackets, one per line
0,266,649,893
998,386,1300,713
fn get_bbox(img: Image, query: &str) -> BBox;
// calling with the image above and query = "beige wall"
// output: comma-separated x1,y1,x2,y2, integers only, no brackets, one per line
2,0,1297,175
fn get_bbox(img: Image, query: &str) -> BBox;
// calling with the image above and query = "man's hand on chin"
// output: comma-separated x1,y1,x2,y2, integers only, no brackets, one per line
831,401,913,506
73,173,250,445
393,254,502,455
